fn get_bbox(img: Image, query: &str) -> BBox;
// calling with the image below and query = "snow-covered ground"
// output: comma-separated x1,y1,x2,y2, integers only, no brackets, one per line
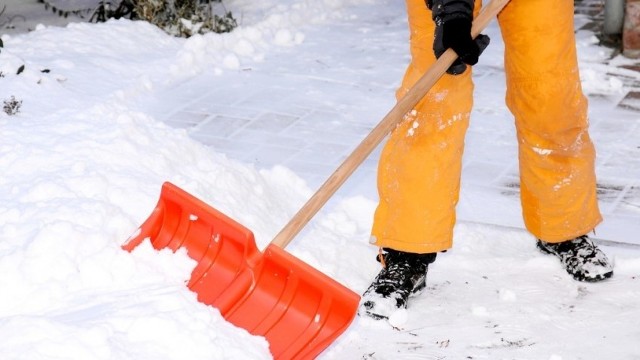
1,0,640,359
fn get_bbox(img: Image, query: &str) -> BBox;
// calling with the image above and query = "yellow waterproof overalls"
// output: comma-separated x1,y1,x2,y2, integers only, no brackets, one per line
371,0,602,253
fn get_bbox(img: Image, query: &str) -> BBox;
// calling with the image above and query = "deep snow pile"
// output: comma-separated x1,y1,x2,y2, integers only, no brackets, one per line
1,0,640,359
0,1,374,359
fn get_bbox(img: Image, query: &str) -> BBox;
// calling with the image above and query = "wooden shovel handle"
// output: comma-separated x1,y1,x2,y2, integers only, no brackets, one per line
271,0,510,248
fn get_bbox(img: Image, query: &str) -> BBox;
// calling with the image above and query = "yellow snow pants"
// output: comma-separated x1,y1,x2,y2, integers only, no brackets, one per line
371,0,602,253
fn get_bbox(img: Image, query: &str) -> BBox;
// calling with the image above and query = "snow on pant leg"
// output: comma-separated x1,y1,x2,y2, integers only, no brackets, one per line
498,0,602,242
371,0,481,254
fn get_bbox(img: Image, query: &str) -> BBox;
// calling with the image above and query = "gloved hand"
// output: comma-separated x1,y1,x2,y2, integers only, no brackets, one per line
428,0,490,75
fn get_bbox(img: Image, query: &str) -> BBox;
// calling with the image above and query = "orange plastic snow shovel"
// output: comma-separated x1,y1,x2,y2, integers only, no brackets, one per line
122,0,509,358
122,182,358,359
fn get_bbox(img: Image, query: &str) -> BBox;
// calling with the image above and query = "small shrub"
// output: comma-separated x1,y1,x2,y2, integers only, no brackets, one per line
3,96,22,116
87,0,237,37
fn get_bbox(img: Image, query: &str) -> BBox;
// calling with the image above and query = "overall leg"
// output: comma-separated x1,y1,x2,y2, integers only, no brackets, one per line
498,0,601,241
371,0,478,254
360,0,481,319
498,0,612,281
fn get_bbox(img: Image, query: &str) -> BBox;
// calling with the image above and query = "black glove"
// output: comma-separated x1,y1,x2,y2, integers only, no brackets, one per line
428,0,490,75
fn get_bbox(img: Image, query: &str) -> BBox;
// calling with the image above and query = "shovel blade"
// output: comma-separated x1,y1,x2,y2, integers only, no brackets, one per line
123,182,359,359
123,182,260,312
225,244,360,359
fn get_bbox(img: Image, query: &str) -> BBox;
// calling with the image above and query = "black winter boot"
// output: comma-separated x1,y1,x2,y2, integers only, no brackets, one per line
537,235,613,282
359,248,436,320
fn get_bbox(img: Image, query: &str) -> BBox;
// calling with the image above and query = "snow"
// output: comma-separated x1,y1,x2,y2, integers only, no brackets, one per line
1,0,640,359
